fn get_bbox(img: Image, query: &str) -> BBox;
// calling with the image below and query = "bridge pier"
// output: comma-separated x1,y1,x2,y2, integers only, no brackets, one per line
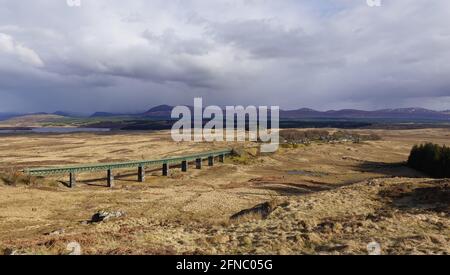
162,163,170,176
219,154,225,163
181,160,188,172
138,166,145,182
196,158,202,169
69,172,76,188
107,169,114,188
208,156,214,167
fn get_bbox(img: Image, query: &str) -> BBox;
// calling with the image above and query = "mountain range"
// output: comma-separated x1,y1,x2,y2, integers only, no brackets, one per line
279,107,450,120
140,106,450,121
1,106,450,121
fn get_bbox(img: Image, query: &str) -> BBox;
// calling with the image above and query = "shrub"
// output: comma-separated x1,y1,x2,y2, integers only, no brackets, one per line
407,143,450,178
280,129,329,143
1,168,38,186
1,168,22,186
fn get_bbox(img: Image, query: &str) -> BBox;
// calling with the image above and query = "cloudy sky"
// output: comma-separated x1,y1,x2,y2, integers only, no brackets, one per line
0,0,449,113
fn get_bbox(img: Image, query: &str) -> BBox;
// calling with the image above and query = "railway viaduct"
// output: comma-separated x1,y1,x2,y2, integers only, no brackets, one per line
24,149,232,188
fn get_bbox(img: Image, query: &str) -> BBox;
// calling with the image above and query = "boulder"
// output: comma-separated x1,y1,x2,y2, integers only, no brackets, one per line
230,201,288,221
90,210,125,223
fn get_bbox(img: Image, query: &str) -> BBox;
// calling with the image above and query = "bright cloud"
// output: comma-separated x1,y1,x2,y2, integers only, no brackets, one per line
0,33,44,67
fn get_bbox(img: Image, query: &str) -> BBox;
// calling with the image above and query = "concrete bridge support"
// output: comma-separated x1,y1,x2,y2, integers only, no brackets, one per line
162,163,170,176
181,160,188,172
107,169,114,188
69,172,76,188
219,154,225,163
208,156,214,167
138,166,145,182
196,158,202,169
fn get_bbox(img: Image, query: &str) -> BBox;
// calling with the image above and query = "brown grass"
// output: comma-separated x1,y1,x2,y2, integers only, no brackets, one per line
0,128,449,254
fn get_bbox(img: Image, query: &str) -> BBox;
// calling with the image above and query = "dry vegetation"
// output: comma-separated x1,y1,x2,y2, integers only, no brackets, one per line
0,128,449,255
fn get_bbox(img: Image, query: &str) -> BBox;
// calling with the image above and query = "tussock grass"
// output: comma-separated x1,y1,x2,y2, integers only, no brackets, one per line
1,167,39,186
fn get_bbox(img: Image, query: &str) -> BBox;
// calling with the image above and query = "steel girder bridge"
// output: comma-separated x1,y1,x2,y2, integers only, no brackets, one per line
24,149,233,188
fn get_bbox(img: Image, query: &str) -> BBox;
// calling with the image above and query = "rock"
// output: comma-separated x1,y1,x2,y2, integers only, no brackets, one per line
230,201,282,221
90,210,125,223
45,229,65,236
4,248,20,255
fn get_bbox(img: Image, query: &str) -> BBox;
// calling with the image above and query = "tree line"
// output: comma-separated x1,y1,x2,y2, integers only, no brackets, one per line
408,143,450,178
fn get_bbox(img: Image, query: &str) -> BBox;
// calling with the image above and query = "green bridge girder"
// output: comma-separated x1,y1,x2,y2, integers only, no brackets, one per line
24,149,233,176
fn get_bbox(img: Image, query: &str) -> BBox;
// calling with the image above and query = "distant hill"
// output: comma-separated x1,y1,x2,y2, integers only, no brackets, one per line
142,105,174,117
90,112,121,118
0,112,55,122
280,107,450,121
139,105,450,121
53,111,85,117
90,111,140,118
3,106,450,122
279,108,323,118
0,113,23,121
0,114,65,127
0,112,85,121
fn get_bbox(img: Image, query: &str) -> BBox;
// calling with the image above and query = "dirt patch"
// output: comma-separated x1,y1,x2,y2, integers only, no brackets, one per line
380,180,450,213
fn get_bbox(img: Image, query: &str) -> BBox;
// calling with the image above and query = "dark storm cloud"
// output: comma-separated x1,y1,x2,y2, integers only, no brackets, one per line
209,19,313,59
0,0,449,112
142,29,213,56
